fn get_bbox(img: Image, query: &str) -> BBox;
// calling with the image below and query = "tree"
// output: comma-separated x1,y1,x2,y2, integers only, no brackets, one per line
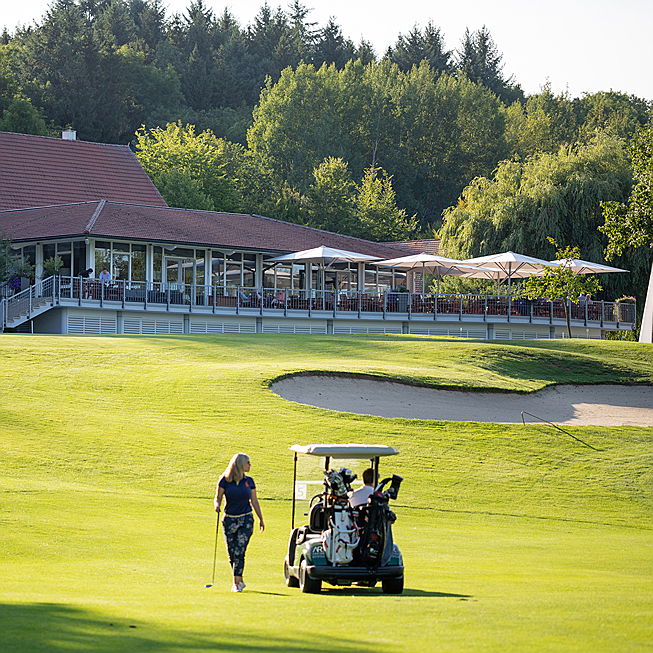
600,123,653,258
247,62,346,190
503,85,578,158
576,91,651,143
312,18,355,69
0,96,49,135
305,157,357,233
134,122,241,211
455,26,522,104
439,136,649,300
153,168,215,210
386,22,451,75
355,166,418,241
519,239,602,337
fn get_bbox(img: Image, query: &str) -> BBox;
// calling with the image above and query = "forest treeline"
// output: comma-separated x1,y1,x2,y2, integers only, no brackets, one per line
1,0,652,298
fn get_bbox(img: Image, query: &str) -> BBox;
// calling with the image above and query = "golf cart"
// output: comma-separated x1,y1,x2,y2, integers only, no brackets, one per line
284,443,404,594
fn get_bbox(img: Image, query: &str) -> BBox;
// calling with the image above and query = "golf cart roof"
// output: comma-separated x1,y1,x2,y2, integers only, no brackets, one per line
289,444,399,458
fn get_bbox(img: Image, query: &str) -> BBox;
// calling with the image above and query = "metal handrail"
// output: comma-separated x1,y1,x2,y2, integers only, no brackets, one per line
520,410,601,451
46,276,637,326
3,276,55,327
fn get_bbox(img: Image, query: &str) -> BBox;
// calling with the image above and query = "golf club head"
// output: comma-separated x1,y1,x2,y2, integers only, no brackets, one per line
204,583,213,588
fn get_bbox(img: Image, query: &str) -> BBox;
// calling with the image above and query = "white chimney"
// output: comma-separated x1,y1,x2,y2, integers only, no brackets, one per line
61,129,77,141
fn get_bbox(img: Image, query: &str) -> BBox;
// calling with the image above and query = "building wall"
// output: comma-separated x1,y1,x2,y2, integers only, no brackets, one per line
29,307,605,340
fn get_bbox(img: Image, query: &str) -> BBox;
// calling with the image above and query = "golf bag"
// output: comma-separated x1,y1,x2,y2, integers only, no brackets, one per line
322,468,359,565
356,475,403,567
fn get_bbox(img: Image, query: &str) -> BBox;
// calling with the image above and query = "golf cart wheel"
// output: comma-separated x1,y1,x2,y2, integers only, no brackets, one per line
299,559,321,594
381,575,404,594
284,558,299,588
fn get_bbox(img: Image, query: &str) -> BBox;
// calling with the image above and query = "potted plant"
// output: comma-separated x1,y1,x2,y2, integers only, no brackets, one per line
43,255,64,277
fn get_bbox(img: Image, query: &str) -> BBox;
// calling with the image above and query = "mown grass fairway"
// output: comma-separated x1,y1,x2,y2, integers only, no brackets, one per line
1,334,652,652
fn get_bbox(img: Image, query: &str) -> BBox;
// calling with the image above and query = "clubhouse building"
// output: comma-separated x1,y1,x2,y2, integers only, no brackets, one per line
0,131,635,338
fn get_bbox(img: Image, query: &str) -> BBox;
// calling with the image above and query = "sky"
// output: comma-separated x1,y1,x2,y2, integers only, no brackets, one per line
3,0,653,100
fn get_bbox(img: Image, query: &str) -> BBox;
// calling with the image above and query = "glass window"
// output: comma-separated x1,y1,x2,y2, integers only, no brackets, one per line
276,264,291,289
262,262,276,288
43,244,55,261
393,271,407,290
58,252,72,276
243,253,256,287
22,245,36,267
131,244,146,282
365,269,377,292
324,271,338,292
226,253,242,287
56,241,72,253
377,271,393,292
153,246,162,282
95,244,110,276
292,264,304,290
196,256,205,286
73,241,86,276
112,245,130,280
175,247,194,258
211,251,224,287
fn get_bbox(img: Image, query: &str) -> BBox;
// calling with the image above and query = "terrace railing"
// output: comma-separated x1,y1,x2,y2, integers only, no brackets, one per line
51,276,637,327
2,276,56,329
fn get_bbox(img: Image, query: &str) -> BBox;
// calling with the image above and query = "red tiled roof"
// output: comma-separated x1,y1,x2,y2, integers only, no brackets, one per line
384,239,441,254
0,201,413,258
0,132,167,211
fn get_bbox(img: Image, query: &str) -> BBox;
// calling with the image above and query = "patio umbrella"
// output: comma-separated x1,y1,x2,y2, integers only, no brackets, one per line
267,246,381,294
267,245,380,264
374,253,487,293
547,258,628,275
460,251,560,292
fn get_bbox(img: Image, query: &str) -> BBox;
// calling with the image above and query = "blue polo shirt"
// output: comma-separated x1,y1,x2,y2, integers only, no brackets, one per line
219,475,256,516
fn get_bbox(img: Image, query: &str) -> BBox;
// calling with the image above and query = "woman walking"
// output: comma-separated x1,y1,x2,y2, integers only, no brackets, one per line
214,453,264,592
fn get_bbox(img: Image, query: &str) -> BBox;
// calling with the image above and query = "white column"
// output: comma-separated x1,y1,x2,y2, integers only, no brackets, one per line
639,262,653,343
256,253,263,288
35,243,43,279
86,239,94,272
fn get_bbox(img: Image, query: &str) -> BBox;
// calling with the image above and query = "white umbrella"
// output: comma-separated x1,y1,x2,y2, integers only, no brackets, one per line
267,246,380,294
267,245,380,263
548,258,628,274
460,251,560,291
374,253,488,293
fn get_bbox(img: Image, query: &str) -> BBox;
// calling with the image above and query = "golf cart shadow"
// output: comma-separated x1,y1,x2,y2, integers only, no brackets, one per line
319,588,473,598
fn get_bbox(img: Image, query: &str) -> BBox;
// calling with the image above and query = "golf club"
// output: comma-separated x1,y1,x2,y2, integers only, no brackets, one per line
205,513,219,588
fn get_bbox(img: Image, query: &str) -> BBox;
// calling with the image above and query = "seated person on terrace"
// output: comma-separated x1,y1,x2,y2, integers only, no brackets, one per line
349,468,375,509
238,288,249,304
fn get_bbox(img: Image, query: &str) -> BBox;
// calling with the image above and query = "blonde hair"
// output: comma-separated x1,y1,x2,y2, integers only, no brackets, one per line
222,452,249,483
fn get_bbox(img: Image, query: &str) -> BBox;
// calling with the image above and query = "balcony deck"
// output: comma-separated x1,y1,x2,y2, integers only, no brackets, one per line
37,277,635,337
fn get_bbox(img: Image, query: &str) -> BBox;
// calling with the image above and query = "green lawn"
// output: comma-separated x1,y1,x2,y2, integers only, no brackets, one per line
0,334,651,652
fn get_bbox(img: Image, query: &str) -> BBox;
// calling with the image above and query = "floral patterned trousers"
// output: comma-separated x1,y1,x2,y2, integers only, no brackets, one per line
222,513,254,576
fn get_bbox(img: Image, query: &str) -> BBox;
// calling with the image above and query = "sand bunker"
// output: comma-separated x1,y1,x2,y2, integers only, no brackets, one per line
272,375,653,426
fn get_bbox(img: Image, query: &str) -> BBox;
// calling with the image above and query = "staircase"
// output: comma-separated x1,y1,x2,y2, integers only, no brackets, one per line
0,277,56,332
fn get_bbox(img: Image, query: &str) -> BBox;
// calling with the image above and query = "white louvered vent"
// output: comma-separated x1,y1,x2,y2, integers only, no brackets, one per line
333,325,402,335
124,319,183,335
67,315,117,335
190,321,256,334
262,323,327,334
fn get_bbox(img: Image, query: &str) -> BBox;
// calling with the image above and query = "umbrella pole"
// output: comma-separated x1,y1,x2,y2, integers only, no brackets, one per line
422,262,425,293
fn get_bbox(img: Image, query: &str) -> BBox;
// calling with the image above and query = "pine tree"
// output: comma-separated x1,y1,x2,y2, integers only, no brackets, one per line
456,26,522,104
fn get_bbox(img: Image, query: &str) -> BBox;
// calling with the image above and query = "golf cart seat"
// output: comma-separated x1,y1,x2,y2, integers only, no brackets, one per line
309,500,326,532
